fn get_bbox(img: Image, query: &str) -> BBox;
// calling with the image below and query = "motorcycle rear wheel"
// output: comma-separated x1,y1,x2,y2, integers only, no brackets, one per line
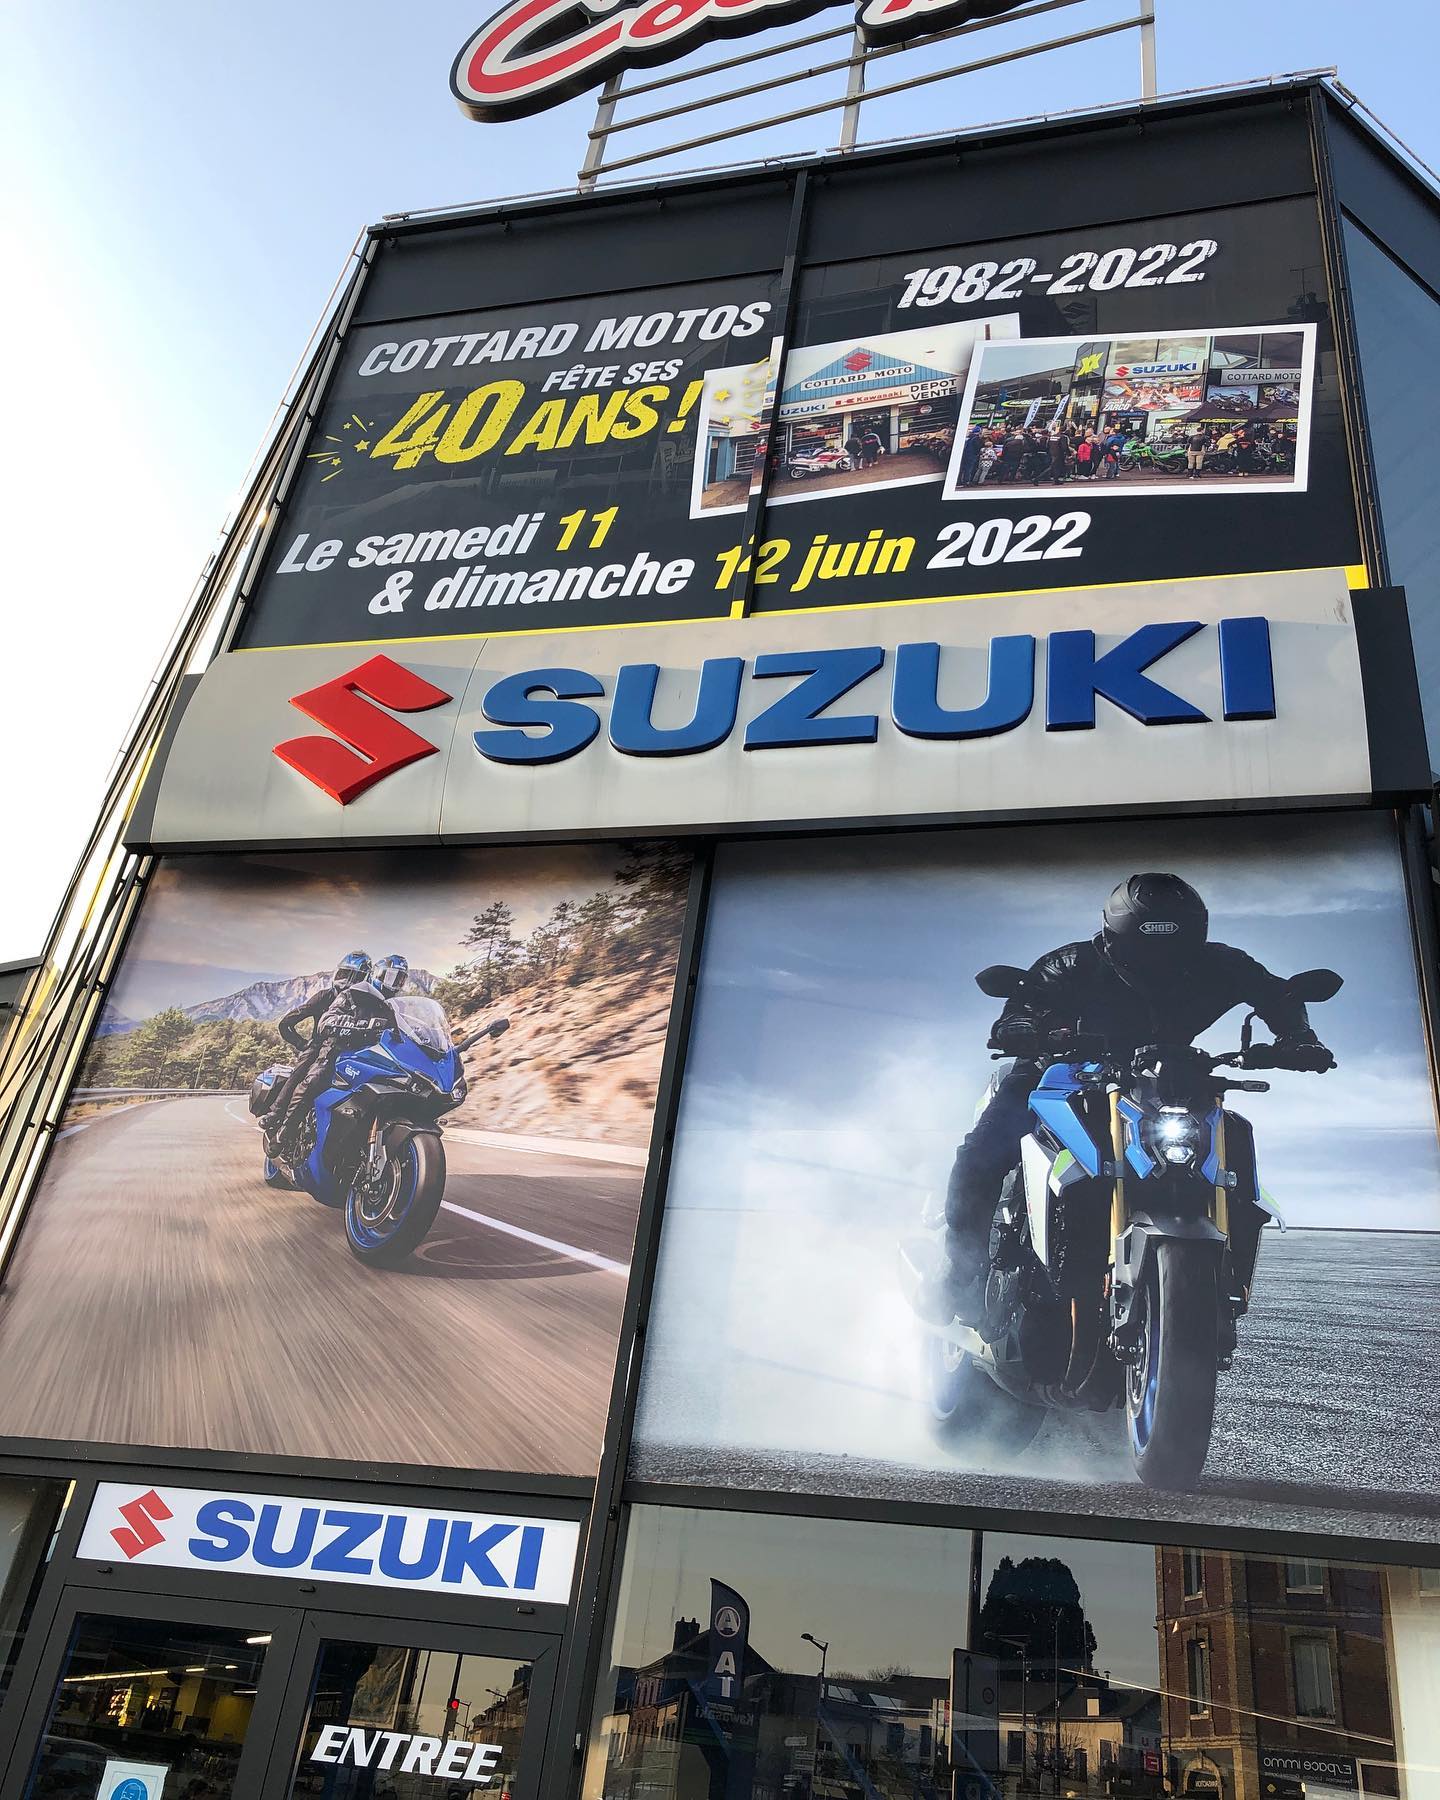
924,1335,1045,1456
1125,1239,1219,1490
262,1156,292,1190
344,1132,445,1268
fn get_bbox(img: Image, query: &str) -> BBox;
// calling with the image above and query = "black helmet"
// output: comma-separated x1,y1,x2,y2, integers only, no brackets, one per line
1101,874,1208,981
333,951,372,990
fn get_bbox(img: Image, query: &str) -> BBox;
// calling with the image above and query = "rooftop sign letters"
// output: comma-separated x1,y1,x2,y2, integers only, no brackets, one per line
451,0,1038,119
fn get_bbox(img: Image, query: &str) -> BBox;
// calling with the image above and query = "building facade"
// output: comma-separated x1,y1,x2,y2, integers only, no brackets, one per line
0,72,1436,1800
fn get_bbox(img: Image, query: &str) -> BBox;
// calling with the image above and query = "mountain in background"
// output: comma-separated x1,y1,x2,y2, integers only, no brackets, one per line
103,969,437,1033
95,1002,141,1037
185,968,436,1024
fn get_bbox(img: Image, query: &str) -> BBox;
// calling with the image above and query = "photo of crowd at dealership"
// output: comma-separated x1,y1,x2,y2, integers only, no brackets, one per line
944,327,1313,497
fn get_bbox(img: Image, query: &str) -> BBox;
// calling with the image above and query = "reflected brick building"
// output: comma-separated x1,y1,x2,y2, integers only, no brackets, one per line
1155,1550,1399,1800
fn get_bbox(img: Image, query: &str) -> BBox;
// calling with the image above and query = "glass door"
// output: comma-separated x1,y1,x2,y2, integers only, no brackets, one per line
262,1613,559,1800
2,1586,301,1800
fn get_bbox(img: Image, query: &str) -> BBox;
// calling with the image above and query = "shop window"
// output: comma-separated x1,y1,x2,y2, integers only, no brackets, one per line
1183,1550,1205,1597
1292,1638,1338,1721
1186,1639,1211,1716
0,1477,68,1711
583,1508,1440,1800
1419,1567,1440,1596
24,1614,270,1800
1285,1557,1325,1594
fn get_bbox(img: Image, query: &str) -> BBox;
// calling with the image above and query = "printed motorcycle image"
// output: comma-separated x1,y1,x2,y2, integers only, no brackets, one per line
248,999,510,1267
899,965,1342,1489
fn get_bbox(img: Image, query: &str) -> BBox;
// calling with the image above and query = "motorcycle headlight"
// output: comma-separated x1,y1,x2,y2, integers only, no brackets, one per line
1141,1107,1204,1167
450,1077,467,1104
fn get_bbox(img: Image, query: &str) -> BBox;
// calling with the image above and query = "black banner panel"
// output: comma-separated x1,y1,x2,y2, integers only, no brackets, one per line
753,197,1358,612
236,155,1362,652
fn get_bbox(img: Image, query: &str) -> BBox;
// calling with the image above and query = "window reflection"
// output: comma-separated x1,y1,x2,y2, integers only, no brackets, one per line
586,1507,1436,1800
288,1641,531,1799
0,1477,67,1710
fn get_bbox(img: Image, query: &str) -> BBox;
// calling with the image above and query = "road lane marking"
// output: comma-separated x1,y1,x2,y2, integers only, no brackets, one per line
439,1200,630,1276
58,1101,150,1139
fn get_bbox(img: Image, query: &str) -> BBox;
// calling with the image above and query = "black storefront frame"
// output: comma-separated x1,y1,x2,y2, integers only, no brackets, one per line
0,1455,581,1799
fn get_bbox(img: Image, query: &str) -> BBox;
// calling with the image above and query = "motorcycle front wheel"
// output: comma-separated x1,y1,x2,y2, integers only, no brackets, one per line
924,1336,1045,1457
344,1131,445,1268
1125,1239,1219,1489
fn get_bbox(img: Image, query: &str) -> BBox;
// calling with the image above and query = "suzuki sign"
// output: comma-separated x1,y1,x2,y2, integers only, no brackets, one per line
78,1483,580,1604
126,571,1423,852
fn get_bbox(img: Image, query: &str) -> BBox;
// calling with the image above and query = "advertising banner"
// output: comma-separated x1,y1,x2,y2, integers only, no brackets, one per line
130,571,1422,853
629,813,1440,1543
240,280,781,650
0,844,689,1473
235,195,1360,653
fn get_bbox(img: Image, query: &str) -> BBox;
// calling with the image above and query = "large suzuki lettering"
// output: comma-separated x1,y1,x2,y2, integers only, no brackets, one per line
77,1483,579,1604
469,615,1276,765
451,0,1036,120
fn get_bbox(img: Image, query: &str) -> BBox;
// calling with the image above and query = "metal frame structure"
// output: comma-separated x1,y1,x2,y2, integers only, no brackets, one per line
579,0,1157,187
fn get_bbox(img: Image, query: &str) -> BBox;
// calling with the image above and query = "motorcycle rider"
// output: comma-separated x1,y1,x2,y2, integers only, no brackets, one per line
920,873,1336,1326
371,954,409,1001
259,952,397,1156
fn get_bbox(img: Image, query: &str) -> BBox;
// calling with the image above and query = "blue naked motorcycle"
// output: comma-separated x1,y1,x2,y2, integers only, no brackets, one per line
899,965,1342,1489
248,1000,510,1267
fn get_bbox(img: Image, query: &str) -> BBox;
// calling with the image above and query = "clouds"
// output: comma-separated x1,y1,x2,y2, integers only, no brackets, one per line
108,843,634,1018
674,813,1440,1232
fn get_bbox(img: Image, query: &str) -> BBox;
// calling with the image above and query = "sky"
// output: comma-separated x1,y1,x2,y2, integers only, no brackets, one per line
3,1,1440,959
604,1506,1161,1695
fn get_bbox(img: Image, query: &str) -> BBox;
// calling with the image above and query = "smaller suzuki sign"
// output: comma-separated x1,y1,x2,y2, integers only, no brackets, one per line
78,1483,579,1604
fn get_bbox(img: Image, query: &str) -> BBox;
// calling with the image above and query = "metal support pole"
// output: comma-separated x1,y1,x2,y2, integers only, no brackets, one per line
579,72,625,190
1138,0,1156,98
838,25,867,150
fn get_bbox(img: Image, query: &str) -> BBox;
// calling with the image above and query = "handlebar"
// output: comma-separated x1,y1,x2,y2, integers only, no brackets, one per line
990,1027,1331,1076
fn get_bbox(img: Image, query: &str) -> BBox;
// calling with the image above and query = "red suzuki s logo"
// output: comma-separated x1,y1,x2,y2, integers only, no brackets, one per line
111,1488,173,1559
273,655,453,804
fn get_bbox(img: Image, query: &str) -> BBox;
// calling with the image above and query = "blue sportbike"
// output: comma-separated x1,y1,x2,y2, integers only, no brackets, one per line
249,1000,509,1267
900,964,1341,1489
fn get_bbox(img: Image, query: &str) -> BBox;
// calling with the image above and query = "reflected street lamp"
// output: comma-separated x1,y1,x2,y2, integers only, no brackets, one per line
800,1633,829,1685
800,1632,830,1795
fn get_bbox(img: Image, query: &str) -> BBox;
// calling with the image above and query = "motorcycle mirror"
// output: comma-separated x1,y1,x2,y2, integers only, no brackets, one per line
975,964,1026,999
1287,967,1343,1003
488,1017,511,1038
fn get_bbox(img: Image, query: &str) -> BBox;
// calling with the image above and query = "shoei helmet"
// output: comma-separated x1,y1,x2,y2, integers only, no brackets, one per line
373,954,409,999
332,951,372,990
1101,873,1208,982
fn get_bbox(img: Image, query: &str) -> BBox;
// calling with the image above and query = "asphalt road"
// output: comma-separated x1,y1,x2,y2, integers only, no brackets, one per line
0,1096,644,1473
633,1228,1440,1542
